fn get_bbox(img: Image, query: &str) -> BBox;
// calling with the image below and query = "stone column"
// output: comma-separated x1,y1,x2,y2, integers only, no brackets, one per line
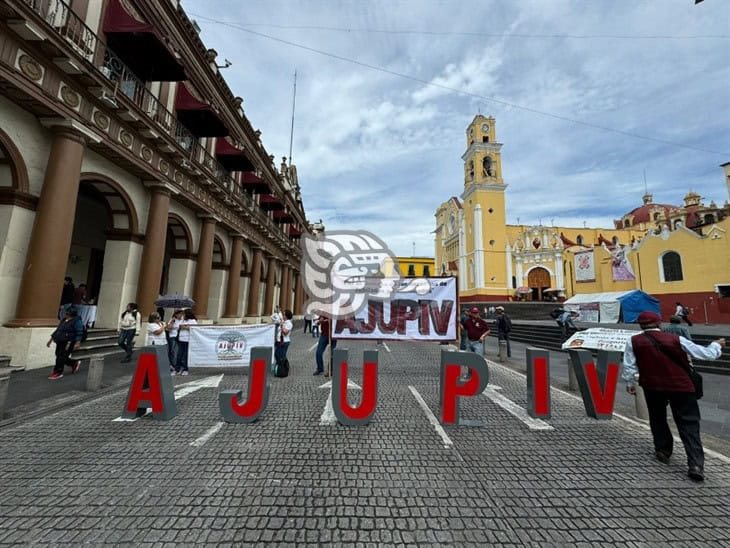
246,247,263,317
8,126,88,326
222,235,243,318
191,215,217,319
279,264,290,310
292,272,301,314
263,255,277,316
136,185,172,316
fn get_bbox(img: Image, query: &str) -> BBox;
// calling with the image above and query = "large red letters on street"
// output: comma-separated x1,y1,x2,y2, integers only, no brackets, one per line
122,347,621,425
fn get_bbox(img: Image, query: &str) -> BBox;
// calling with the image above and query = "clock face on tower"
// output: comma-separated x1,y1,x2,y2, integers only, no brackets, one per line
481,123,489,132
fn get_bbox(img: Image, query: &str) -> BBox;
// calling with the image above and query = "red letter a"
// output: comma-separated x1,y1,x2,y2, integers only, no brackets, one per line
122,352,177,420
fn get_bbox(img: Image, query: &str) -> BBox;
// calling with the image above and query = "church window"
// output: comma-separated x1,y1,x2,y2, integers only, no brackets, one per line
407,264,416,277
612,236,619,245
482,136,489,143
576,235,584,246
512,276,517,289
653,212,660,221
423,265,430,277
674,219,683,229
703,213,715,224
660,251,683,282
469,259,475,286
624,219,631,228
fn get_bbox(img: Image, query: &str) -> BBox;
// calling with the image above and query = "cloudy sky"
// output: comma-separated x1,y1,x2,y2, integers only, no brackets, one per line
181,0,729,256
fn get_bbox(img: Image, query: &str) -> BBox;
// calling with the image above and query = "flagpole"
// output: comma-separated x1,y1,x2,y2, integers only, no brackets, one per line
288,70,297,166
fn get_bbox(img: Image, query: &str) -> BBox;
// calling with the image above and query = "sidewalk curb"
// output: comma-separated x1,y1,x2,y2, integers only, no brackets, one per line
0,380,130,430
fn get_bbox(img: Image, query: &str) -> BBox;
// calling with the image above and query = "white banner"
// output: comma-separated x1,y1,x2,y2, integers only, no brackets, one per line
561,328,636,352
189,324,275,367
574,250,595,282
333,277,457,341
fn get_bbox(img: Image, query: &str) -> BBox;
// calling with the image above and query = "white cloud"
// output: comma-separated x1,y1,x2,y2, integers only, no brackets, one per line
182,0,730,256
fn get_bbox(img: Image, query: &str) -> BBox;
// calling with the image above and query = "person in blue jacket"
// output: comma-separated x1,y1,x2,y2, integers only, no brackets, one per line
47,307,84,380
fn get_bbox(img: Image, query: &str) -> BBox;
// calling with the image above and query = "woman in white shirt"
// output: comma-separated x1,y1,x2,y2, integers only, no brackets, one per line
147,312,167,346
174,309,197,376
165,309,183,371
274,309,294,370
118,302,141,363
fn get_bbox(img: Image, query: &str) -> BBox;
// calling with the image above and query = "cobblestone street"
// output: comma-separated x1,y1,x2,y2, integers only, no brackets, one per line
1,332,729,546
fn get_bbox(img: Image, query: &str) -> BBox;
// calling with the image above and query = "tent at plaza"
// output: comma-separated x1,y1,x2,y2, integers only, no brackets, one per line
563,290,660,324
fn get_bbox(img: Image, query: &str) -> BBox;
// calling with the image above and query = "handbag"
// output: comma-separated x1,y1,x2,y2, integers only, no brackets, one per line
643,333,703,399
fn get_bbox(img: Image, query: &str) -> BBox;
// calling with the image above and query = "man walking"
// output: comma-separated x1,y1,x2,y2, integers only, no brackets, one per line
495,306,512,358
622,311,725,481
557,310,579,339
462,306,490,356
47,307,84,380
313,313,336,376
675,302,693,326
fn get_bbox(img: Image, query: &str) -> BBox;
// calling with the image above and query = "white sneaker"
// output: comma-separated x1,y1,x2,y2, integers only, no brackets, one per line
181,371,189,376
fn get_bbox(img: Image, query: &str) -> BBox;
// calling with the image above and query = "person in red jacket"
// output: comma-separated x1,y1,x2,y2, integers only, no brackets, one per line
622,311,725,482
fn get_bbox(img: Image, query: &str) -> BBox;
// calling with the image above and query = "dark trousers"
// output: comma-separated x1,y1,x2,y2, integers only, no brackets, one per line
175,341,189,372
166,335,177,368
53,342,74,374
315,336,337,373
681,316,693,326
119,329,135,357
643,388,704,468
275,341,290,365
303,319,312,333
498,333,511,357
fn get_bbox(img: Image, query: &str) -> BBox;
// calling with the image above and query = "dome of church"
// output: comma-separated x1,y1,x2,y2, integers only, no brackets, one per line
616,192,678,227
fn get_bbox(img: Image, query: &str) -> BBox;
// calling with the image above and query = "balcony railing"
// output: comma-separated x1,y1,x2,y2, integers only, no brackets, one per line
22,0,291,240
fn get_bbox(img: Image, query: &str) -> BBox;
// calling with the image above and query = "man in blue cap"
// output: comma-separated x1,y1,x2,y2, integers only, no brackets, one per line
622,311,725,482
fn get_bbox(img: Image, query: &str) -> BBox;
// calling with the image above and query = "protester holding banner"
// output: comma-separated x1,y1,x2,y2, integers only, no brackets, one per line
275,310,293,375
175,309,197,376
622,311,725,482
165,309,183,371
462,307,490,356
314,314,336,376
146,312,167,346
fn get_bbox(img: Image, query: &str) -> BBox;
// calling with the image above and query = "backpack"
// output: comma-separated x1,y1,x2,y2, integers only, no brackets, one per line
274,358,290,378
681,306,690,317
549,308,564,320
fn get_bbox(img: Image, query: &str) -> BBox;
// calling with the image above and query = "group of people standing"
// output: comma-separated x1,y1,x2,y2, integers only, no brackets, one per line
459,306,512,358
116,303,197,374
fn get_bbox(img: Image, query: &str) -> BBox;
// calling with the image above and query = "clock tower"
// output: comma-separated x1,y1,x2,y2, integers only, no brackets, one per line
460,115,509,299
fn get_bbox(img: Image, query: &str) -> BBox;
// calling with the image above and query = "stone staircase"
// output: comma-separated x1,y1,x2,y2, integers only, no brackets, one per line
72,328,124,361
461,301,562,321
493,321,730,375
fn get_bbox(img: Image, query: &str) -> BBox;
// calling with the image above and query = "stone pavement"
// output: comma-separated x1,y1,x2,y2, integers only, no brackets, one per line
490,337,730,446
1,332,729,546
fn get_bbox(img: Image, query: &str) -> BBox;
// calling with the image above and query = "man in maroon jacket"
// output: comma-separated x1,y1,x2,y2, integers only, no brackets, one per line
623,311,725,481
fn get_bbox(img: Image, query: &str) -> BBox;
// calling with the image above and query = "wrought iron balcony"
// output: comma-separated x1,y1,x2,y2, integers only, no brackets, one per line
19,0,289,240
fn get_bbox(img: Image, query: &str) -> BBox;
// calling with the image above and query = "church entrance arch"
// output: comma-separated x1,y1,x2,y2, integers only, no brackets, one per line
527,267,551,301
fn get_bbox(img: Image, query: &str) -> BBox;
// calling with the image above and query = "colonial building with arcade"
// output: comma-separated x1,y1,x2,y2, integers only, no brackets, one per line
435,115,730,323
0,0,309,367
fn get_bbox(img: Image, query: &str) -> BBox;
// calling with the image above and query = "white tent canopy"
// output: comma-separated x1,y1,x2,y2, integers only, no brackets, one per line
563,290,657,324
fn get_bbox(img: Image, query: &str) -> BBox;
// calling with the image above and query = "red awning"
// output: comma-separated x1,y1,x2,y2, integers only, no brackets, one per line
289,226,302,238
259,194,284,211
215,138,255,171
273,210,294,223
103,0,185,81
240,172,270,194
103,0,153,33
175,83,229,137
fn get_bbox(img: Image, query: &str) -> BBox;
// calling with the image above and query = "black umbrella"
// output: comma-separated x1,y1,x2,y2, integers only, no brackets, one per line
154,293,195,309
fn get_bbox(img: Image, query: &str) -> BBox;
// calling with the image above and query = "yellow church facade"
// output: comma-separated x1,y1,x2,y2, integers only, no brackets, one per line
435,116,730,323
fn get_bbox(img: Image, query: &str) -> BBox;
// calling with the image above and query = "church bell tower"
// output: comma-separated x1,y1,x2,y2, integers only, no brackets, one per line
460,115,509,298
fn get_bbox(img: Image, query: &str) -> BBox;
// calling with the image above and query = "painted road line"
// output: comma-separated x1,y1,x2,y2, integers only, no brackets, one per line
190,421,224,447
408,386,453,449
318,379,361,425
382,342,391,353
308,342,318,352
482,386,554,431
488,360,730,464
113,374,224,422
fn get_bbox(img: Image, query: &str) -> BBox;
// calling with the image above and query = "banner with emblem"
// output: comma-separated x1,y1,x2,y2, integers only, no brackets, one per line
574,250,595,282
332,277,458,341
189,324,275,367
